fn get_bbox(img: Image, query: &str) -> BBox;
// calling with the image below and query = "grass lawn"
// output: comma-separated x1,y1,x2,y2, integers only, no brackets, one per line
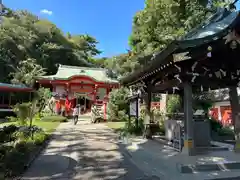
1,120,60,133
0,115,67,134
106,122,125,132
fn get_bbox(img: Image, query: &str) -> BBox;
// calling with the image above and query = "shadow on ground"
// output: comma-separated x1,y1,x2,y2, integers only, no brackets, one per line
22,122,238,180
21,123,158,180
22,155,77,180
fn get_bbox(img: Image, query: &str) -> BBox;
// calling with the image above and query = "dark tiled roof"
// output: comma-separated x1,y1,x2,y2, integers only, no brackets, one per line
121,9,239,85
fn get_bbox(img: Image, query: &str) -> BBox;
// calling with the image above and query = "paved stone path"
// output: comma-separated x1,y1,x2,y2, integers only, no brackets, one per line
21,120,153,180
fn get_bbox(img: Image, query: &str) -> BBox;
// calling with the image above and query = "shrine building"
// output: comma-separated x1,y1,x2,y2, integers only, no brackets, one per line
36,65,119,118
0,83,33,118
121,8,240,157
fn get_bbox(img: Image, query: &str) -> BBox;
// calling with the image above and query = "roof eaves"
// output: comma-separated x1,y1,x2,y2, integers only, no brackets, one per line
59,64,107,71
121,11,239,86
120,42,178,86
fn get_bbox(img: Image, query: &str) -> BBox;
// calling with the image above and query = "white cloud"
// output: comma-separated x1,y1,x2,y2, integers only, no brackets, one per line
40,9,53,15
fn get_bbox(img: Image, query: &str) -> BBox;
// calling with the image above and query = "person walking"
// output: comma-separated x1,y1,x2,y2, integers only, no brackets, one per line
72,105,79,125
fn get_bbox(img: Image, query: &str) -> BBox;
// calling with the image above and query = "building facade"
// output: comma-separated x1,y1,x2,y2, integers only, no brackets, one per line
209,88,240,126
36,65,119,119
0,83,33,118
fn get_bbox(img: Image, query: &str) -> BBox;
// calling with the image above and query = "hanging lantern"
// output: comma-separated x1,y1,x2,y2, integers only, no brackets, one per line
207,46,212,57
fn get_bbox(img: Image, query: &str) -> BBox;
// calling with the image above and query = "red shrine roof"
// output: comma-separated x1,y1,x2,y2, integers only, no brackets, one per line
37,65,119,84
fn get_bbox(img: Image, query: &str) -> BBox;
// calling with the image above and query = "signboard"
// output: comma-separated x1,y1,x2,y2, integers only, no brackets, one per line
74,92,86,97
70,85,93,93
129,99,140,116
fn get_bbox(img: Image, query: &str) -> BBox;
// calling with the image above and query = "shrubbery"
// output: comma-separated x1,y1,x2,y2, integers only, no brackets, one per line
209,118,223,132
122,118,145,136
0,102,62,178
0,124,49,178
107,87,129,121
217,127,234,137
0,125,19,143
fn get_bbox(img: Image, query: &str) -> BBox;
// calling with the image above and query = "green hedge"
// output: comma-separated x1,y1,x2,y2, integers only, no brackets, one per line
217,127,234,137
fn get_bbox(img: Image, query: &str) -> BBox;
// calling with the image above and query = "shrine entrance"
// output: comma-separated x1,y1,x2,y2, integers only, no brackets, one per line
75,93,92,113
121,8,240,156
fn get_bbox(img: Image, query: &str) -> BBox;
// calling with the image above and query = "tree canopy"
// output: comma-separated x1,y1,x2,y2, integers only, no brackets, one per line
104,0,235,76
0,7,101,84
1,1,235,84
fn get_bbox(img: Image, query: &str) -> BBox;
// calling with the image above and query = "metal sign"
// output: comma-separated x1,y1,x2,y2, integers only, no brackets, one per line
129,99,140,116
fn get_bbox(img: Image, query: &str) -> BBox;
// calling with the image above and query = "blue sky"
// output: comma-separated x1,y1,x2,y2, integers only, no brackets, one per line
4,0,145,58
4,0,240,58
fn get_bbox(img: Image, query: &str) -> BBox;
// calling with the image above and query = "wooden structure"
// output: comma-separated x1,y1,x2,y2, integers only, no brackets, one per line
121,8,240,155
36,65,119,119
0,83,33,117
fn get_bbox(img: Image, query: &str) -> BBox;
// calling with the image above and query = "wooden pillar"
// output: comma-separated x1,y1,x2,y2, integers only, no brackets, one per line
182,82,195,156
29,91,32,101
9,93,11,107
84,97,86,112
229,86,240,152
143,85,154,139
136,95,139,128
143,87,152,124
103,101,107,121
178,90,186,133
93,85,98,103
103,87,109,122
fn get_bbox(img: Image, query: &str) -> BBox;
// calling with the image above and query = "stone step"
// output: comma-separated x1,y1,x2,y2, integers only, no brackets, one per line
179,161,240,174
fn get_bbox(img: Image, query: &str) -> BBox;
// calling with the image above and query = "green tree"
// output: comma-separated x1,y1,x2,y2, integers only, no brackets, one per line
166,95,181,114
104,52,140,76
107,87,130,121
129,0,211,56
0,7,101,83
102,0,215,77
10,58,46,86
